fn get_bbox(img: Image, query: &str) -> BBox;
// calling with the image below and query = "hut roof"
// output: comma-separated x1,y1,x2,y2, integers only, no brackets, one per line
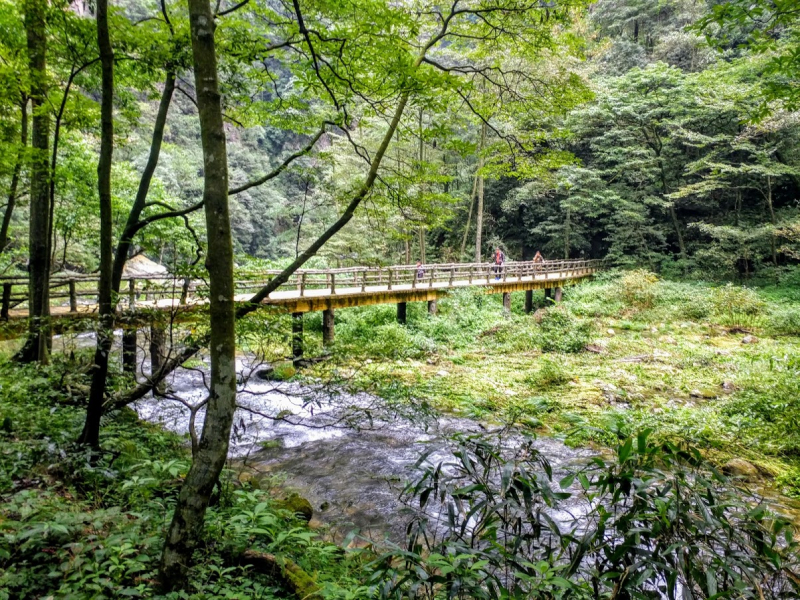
122,254,168,278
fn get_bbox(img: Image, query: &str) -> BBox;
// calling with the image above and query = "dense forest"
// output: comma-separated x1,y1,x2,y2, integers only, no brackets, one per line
1,0,800,598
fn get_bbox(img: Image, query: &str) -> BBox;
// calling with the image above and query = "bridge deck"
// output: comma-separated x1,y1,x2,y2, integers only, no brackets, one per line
1,259,601,321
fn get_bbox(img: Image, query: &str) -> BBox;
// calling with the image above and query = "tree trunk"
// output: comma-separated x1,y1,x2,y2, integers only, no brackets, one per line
159,0,236,588
474,122,486,263
459,170,479,259
564,206,571,259
0,98,28,254
17,0,51,364
80,72,176,445
78,0,114,448
765,175,777,266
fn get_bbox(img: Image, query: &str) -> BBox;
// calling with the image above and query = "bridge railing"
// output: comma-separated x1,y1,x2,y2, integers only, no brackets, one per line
0,258,603,317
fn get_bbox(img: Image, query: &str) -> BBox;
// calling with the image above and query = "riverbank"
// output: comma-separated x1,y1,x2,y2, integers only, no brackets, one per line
308,270,800,500
0,359,369,599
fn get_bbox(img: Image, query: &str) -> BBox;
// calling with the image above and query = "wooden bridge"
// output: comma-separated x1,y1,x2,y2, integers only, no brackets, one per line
0,258,602,354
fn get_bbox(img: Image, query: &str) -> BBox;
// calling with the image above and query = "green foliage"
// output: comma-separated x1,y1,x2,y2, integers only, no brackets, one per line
370,429,799,599
536,307,593,353
523,357,570,389
617,269,660,308
0,358,367,600
710,283,766,330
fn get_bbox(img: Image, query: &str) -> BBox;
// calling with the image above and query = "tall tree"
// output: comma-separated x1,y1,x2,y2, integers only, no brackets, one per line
17,0,51,363
159,0,236,586
78,0,113,447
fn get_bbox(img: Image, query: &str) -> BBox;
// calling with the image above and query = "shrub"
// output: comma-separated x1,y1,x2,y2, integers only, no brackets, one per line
537,308,592,353
523,357,570,389
618,269,660,309
370,430,800,599
766,305,800,336
709,284,765,330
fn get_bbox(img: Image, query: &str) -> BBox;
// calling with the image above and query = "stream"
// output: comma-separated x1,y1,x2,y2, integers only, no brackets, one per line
133,356,595,543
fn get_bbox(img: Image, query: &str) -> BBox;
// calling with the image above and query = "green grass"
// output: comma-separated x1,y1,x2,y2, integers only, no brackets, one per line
308,272,800,500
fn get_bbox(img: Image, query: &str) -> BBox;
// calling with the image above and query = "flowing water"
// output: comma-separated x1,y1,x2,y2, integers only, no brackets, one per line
133,356,595,543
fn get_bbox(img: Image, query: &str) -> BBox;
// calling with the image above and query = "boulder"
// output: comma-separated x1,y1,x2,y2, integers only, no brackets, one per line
741,335,759,345
722,458,760,481
276,493,313,522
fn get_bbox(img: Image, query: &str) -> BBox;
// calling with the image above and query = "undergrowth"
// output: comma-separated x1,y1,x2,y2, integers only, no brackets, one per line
0,358,368,600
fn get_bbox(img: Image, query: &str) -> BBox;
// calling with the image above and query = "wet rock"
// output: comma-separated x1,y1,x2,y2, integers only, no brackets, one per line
607,328,616,336
741,335,759,345
276,493,313,522
722,458,760,481
721,381,736,393
436,370,449,377
585,344,604,354
690,389,716,400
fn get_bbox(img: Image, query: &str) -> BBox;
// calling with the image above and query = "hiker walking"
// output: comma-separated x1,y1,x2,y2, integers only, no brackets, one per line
493,247,506,280
415,260,425,282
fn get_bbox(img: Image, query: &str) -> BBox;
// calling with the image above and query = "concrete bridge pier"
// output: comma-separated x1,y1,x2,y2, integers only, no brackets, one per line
397,302,407,324
427,300,437,315
554,287,563,303
502,292,511,314
322,308,335,346
524,290,533,314
122,328,137,374
292,312,304,362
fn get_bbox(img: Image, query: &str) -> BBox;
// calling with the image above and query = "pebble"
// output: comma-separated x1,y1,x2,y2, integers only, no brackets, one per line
607,328,616,336
436,370,449,377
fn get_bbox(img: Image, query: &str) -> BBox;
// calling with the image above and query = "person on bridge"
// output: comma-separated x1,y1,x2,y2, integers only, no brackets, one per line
415,260,425,282
493,247,506,280
533,251,544,263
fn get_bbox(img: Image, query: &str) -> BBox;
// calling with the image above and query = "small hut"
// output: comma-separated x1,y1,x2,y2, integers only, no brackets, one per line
122,254,168,279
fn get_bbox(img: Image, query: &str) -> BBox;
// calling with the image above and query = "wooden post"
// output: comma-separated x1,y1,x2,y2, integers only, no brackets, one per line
554,287,563,303
150,324,166,379
122,327,137,374
1,283,11,321
524,289,533,314
502,292,511,314
323,308,335,347
428,299,437,315
300,273,306,297
128,278,136,311
449,267,454,287
397,301,407,324
330,272,336,294
387,269,393,290
69,280,77,312
291,312,303,363
361,270,366,292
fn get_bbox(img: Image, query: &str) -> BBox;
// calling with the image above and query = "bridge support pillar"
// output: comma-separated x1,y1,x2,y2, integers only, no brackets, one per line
502,292,511,314
427,299,437,315
554,287,563,303
322,308,335,347
544,288,552,302
292,312,304,362
397,302,407,324
524,290,533,313
122,328,137,374
150,324,166,392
